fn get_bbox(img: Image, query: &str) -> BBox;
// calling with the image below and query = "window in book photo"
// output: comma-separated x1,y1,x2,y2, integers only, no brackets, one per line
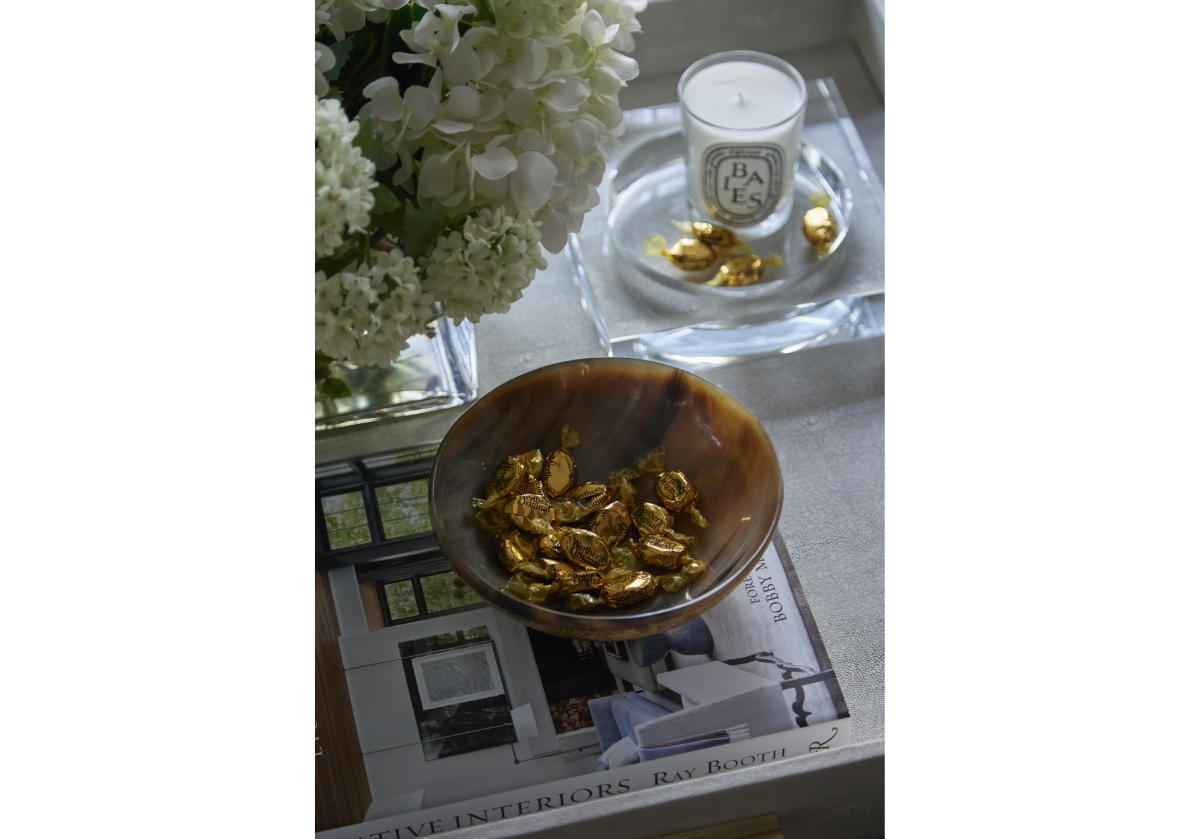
381,579,420,621
318,477,434,554
321,490,371,549
400,627,517,761
380,570,485,625
374,479,431,538
527,631,619,735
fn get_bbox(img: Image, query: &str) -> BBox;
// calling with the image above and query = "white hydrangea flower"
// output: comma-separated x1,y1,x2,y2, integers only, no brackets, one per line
315,269,372,362
316,0,366,40
315,42,336,97
396,2,483,84
422,208,547,324
316,0,644,365
316,248,438,367
359,248,439,366
315,97,377,258
371,0,640,253
491,0,585,35
316,0,403,40
590,0,647,53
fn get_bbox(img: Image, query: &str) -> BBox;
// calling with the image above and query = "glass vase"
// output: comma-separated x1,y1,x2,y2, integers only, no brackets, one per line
315,312,478,432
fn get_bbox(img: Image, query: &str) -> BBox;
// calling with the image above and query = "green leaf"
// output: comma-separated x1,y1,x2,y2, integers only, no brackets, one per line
324,7,432,118
337,26,385,116
383,6,416,60
381,6,433,91
372,181,404,215
400,199,454,256
353,112,387,167
386,3,426,41
316,241,361,277
371,181,408,241
320,376,353,400
325,37,355,82
373,203,408,242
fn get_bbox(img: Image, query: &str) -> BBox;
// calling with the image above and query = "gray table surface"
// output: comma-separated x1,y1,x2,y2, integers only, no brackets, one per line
317,12,884,837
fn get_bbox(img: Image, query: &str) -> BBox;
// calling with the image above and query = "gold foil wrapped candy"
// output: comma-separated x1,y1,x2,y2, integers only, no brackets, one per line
499,530,538,571
516,449,544,479
512,556,558,582
567,482,611,517
646,221,786,287
632,502,674,537
608,445,667,508
638,534,688,571
473,505,513,537
515,474,548,497
560,527,612,571
538,531,565,559
589,500,632,547
642,233,718,271
513,449,548,496
803,206,837,257
709,253,784,287
487,457,524,496
609,474,638,509
505,575,553,604
671,220,747,252
564,592,603,611
608,540,642,572
548,561,604,594
478,450,547,508
503,493,557,534
477,456,526,509
633,446,667,475
655,470,708,528
551,496,589,524
543,425,581,497
543,449,577,497
655,470,695,512
656,573,689,594
601,569,658,608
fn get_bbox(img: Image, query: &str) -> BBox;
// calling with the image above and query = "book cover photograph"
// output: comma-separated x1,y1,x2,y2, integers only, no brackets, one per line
316,447,850,837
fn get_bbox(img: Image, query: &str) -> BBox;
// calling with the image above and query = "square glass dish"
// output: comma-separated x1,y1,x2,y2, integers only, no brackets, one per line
568,77,884,366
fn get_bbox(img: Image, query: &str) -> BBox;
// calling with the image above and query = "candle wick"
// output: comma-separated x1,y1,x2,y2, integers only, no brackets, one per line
735,93,745,106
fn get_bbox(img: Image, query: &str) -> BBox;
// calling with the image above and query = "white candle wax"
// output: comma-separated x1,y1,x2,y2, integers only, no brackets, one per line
679,54,806,235
683,61,803,130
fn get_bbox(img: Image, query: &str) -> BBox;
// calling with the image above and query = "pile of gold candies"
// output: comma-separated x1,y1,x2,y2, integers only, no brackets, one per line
643,195,839,286
643,221,782,287
471,426,709,611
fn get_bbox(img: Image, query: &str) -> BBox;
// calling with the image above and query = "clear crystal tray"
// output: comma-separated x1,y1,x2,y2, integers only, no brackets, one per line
568,77,884,366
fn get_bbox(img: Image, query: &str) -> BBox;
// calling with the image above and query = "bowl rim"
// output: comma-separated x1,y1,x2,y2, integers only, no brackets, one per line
427,357,784,638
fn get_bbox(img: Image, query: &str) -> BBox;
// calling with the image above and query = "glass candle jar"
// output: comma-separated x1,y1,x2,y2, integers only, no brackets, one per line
678,51,808,239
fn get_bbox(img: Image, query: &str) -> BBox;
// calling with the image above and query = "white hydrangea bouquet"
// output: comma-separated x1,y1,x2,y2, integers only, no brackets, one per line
315,0,646,391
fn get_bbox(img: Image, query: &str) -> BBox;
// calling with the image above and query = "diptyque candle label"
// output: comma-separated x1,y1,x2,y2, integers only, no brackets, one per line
702,144,785,225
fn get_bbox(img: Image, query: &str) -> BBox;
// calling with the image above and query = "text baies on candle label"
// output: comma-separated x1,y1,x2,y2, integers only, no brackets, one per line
701,144,785,226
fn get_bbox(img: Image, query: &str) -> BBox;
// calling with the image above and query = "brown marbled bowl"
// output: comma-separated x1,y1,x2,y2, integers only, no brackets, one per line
428,358,783,640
